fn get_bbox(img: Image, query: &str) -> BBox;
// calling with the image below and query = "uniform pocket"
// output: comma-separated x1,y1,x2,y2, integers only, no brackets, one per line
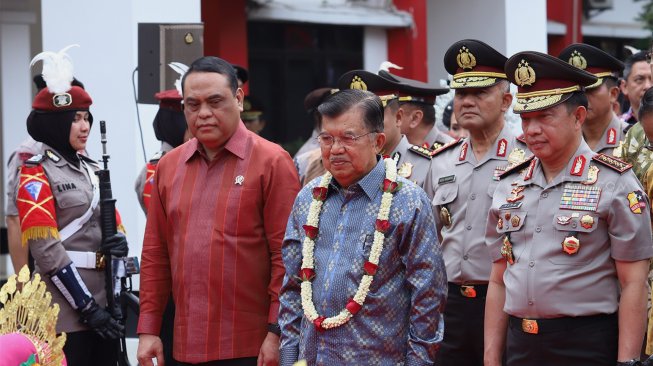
548,211,598,266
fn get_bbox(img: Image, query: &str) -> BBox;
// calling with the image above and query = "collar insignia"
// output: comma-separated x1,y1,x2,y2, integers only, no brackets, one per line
497,138,507,157
570,155,586,176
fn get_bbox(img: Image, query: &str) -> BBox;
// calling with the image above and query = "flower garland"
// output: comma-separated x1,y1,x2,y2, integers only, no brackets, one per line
299,157,400,331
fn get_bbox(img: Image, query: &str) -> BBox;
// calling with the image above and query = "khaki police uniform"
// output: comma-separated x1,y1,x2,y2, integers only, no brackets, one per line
16,146,107,333
487,142,653,363
391,135,433,188
425,129,527,283
589,114,628,157
135,141,173,213
424,126,454,151
431,38,516,366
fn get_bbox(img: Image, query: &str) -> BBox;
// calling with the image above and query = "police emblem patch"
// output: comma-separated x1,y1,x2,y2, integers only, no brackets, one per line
627,191,646,214
24,181,43,201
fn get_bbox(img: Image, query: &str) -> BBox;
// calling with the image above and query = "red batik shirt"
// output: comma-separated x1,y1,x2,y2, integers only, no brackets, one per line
137,123,300,363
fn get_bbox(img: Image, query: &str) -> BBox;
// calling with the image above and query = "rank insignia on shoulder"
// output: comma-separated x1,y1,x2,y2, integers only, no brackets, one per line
45,149,60,163
25,154,44,166
431,138,464,158
149,151,165,163
408,145,434,159
430,142,444,150
592,153,631,174
499,155,535,180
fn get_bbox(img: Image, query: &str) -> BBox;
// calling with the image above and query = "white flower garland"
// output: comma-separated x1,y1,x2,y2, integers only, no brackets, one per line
299,158,398,330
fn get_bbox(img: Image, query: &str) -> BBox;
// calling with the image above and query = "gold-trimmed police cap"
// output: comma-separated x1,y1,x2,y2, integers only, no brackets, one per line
444,39,508,89
378,70,449,104
558,43,623,89
241,95,263,121
337,70,400,106
505,51,598,114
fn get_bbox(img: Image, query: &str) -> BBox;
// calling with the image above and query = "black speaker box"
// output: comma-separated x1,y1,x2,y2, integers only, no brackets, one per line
138,23,204,104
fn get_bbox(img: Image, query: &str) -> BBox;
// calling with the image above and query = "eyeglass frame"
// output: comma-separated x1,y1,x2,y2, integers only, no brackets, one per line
316,131,378,148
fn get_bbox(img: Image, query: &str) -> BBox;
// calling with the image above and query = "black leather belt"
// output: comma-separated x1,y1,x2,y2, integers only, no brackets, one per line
508,313,616,335
448,282,488,298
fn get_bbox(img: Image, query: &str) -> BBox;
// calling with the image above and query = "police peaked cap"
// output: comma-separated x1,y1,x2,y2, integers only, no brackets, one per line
505,51,597,113
378,70,449,104
558,43,624,89
444,39,508,89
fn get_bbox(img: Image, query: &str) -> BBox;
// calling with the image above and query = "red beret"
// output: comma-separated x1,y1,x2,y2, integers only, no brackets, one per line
32,85,92,111
155,89,183,111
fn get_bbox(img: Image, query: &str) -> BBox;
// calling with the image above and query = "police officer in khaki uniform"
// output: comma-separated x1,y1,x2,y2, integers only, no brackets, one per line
135,89,189,214
422,39,527,366
559,43,626,156
337,70,445,187
17,48,128,365
484,51,653,366
378,70,453,150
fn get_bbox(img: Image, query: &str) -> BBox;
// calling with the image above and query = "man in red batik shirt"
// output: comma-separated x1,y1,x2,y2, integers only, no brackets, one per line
137,56,300,366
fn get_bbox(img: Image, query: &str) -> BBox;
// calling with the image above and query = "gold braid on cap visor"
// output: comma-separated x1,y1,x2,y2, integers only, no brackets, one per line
514,85,581,113
450,71,507,89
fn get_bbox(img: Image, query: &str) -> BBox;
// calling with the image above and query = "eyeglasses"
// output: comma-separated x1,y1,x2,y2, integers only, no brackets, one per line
316,132,376,148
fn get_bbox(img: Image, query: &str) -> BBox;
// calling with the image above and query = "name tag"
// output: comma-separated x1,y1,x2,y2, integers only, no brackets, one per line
438,175,456,185
500,202,523,210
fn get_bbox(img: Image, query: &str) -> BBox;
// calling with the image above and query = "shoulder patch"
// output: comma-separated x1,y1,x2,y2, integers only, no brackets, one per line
592,153,632,174
408,145,433,160
499,155,535,180
149,150,165,163
431,138,464,158
45,149,60,163
24,154,44,166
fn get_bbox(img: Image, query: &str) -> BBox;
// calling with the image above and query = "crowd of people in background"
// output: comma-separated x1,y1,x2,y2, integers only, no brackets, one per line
5,38,653,366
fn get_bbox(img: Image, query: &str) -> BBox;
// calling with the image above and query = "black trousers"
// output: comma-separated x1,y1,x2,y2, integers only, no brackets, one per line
436,283,488,366
506,313,618,366
175,357,257,366
161,296,179,366
63,330,119,366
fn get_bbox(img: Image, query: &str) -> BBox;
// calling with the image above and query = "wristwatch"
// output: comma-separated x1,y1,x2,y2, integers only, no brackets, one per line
267,323,281,336
617,359,642,366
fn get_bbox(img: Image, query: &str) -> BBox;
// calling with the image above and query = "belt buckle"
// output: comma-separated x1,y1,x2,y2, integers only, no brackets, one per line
95,252,106,270
521,319,538,334
460,285,477,298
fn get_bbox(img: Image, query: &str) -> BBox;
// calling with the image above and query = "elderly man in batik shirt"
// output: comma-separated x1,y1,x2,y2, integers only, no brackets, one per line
278,89,447,366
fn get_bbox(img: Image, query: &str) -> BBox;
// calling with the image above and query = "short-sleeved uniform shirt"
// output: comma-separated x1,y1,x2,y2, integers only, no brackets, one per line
424,127,528,284
390,135,434,188
486,141,653,318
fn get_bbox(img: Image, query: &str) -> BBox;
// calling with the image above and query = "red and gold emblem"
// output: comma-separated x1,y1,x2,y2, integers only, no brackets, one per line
459,142,468,161
522,319,539,334
580,214,594,229
570,155,586,176
497,139,507,157
562,235,580,255
460,285,477,298
506,185,526,203
17,164,59,246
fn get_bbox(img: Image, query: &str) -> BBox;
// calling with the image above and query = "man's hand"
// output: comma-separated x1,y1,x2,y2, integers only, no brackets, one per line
137,334,165,366
257,332,280,366
101,232,129,257
79,300,124,339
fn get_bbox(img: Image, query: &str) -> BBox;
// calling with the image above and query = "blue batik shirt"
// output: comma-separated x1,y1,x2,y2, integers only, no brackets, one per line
279,159,447,366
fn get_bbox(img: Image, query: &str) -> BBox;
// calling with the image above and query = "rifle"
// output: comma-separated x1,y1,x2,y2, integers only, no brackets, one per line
97,120,140,366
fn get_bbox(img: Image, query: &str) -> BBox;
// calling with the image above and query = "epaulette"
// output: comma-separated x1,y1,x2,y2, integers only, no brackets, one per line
431,138,464,158
408,145,433,160
45,149,61,163
592,153,632,174
499,155,535,180
24,154,44,166
149,151,165,164
516,134,526,144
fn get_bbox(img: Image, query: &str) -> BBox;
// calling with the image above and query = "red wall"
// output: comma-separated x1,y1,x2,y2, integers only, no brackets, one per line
547,0,583,55
387,0,428,82
201,0,249,92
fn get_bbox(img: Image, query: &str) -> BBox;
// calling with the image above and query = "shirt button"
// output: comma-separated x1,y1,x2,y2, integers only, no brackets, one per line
529,261,534,267
541,192,548,198
535,227,541,233
441,197,446,202
466,225,472,231
571,223,577,228
463,255,469,260
470,193,476,200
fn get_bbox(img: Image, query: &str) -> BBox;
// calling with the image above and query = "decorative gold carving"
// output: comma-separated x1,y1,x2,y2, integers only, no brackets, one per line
568,50,587,70
0,265,66,366
350,75,367,91
515,60,536,87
